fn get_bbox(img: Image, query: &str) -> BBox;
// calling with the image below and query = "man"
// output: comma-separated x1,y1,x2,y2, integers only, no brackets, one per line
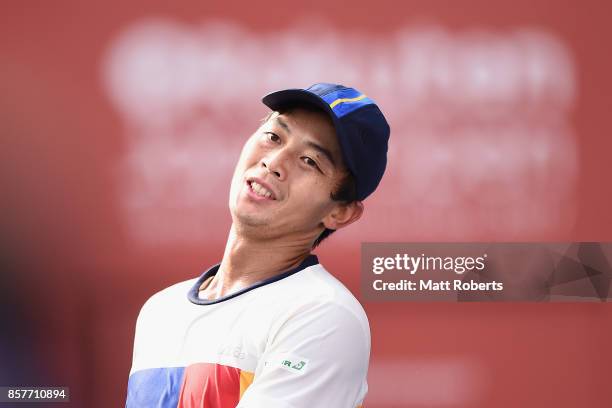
126,83,390,407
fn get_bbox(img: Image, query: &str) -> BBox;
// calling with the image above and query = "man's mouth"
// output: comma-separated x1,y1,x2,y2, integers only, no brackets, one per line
247,180,277,200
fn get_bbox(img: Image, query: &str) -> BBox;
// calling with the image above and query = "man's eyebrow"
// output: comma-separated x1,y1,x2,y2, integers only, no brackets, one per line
275,116,291,134
306,141,337,168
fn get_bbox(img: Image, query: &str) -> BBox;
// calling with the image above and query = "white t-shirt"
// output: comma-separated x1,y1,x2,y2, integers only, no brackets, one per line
126,255,370,408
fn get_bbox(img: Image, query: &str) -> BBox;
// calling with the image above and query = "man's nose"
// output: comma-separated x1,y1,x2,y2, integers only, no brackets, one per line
261,149,288,180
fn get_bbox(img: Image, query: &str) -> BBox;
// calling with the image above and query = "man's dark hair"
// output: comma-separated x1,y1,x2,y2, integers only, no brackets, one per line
312,171,357,248
262,103,359,248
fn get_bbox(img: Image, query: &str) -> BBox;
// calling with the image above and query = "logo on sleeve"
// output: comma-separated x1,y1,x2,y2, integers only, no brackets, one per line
277,354,309,375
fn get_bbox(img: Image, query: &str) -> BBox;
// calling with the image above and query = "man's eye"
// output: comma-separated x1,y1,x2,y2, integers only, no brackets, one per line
266,132,281,143
302,157,319,169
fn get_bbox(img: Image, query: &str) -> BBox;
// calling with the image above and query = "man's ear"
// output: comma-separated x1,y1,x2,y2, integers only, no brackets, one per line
322,201,364,230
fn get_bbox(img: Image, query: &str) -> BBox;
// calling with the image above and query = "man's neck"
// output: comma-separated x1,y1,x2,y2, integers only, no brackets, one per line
199,224,314,300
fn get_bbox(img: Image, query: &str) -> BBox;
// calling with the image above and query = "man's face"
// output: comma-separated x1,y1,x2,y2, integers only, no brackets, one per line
228,107,348,241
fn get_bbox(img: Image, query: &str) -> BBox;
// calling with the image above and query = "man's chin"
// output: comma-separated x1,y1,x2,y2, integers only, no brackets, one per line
232,211,272,228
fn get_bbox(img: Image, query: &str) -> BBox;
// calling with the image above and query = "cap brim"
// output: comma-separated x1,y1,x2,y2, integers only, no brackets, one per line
262,89,335,117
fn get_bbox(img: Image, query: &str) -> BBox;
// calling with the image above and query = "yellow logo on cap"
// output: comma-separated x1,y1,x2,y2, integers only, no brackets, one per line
329,94,367,109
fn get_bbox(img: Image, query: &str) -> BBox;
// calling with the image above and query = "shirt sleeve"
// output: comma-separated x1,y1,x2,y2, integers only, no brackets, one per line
236,300,370,408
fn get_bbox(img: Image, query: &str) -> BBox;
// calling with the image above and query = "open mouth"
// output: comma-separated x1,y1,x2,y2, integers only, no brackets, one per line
247,180,276,200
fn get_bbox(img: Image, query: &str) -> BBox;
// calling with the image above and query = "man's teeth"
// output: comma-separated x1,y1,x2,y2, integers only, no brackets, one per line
251,181,273,198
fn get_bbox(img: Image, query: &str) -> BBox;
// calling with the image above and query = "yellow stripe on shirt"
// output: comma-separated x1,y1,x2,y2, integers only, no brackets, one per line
239,370,255,398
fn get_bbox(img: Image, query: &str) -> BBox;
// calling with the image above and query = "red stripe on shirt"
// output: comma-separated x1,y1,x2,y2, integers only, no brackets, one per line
177,362,241,408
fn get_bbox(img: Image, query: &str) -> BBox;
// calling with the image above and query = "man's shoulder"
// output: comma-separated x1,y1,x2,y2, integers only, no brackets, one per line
271,263,370,333
137,277,198,316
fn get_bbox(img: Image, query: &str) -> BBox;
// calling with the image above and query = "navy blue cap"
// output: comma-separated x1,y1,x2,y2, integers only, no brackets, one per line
262,83,390,201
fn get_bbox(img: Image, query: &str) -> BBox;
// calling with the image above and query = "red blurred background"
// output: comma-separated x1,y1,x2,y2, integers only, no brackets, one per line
2,0,611,407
